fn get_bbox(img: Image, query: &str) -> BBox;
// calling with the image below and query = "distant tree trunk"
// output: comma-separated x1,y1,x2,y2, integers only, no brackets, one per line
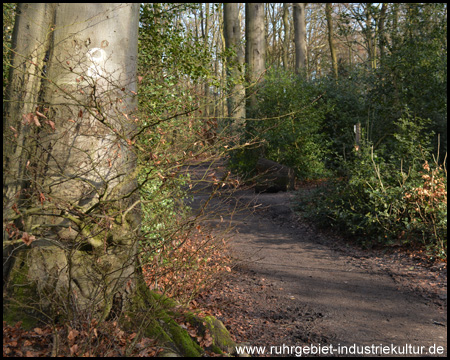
391,3,400,51
223,3,245,125
282,3,290,70
365,4,376,69
245,3,266,111
267,4,279,68
378,3,388,62
293,3,307,74
325,3,338,80
201,4,215,143
201,4,209,120
3,3,141,325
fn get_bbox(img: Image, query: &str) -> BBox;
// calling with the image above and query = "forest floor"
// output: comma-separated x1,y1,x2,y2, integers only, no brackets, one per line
188,158,447,357
3,158,446,357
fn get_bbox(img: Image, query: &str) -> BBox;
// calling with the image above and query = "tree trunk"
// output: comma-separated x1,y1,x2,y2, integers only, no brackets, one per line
378,3,388,62
223,3,245,125
282,3,291,70
245,3,266,111
325,3,338,80
201,4,210,119
365,4,376,69
293,3,307,74
3,3,141,325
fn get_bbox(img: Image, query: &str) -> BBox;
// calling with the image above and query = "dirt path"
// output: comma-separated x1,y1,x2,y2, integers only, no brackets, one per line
186,160,447,357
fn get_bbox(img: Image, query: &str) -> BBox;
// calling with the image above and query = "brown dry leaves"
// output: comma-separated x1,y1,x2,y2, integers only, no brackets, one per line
3,320,163,357
21,110,55,131
142,225,232,306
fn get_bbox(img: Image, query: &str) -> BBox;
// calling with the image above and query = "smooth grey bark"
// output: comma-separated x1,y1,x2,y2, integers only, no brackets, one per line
325,3,338,80
201,4,211,122
293,3,307,74
223,3,245,124
282,3,291,70
245,3,266,111
3,3,140,323
3,3,55,219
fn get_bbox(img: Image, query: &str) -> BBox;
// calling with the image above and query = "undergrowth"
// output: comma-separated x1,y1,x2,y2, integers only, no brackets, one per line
299,136,447,260
142,224,232,306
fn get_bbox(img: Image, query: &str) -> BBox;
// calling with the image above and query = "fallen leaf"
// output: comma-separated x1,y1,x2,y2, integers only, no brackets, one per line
68,328,79,342
22,232,36,246
70,344,78,356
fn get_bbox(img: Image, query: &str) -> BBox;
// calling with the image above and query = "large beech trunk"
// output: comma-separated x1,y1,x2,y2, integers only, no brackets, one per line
3,3,141,324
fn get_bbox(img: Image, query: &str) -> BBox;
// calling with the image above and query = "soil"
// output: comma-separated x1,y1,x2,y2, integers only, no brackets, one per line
187,159,447,357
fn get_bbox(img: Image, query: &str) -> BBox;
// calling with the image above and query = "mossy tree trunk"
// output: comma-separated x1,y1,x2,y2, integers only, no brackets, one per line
3,3,141,325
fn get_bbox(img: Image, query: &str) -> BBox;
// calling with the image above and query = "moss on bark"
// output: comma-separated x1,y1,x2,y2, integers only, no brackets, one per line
4,249,236,356
3,251,42,330
122,280,238,356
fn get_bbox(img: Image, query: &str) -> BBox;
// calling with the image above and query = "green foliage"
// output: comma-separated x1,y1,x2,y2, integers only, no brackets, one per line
136,4,229,289
138,170,190,259
232,68,331,180
301,112,447,258
367,3,447,159
319,72,368,173
138,3,213,123
136,4,198,265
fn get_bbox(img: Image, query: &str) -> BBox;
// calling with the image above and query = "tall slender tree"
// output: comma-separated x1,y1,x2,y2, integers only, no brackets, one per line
245,3,266,111
223,3,245,124
378,3,388,63
282,3,291,70
293,3,307,74
365,3,376,69
325,3,338,80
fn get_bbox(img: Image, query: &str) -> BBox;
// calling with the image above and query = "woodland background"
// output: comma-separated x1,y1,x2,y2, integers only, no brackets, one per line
2,3,447,356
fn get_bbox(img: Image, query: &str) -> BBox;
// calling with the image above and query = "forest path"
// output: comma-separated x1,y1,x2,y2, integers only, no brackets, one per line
185,159,447,357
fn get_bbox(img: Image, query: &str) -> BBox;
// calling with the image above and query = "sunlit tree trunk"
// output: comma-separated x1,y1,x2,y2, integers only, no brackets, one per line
325,3,338,80
293,3,307,74
223,3,245,125
201,4,210,121
3,3,140,324
282,3,290,70
245,3,265,111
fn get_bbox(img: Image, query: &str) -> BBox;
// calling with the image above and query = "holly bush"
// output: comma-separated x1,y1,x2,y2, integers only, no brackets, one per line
301,111,446,258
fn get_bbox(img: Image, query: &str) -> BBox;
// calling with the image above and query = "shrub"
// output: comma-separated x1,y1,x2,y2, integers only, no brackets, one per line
301,111,447,258
231,68,331,180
